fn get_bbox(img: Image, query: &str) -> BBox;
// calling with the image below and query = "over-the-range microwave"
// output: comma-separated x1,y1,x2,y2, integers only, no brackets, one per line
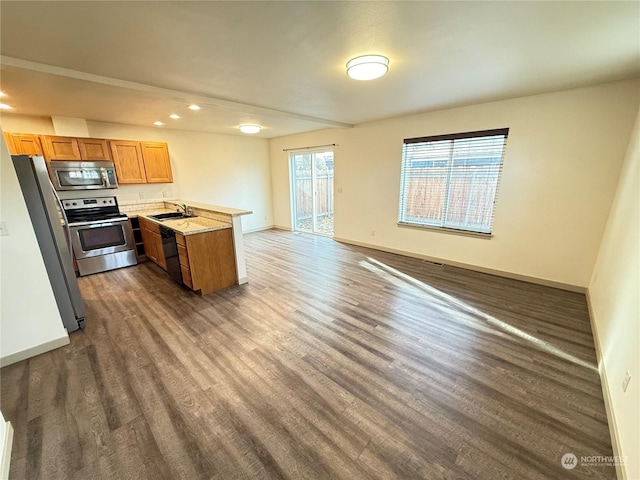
49,160,119,191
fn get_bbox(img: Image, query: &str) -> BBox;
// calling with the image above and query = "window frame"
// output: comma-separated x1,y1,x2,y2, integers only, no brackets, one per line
397,128,509,237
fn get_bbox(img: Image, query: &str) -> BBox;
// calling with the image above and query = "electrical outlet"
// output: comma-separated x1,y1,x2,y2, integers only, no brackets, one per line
622,371,631,392
163,191,171,198
337,186,343,194
371,230,376,236
0,221,8,236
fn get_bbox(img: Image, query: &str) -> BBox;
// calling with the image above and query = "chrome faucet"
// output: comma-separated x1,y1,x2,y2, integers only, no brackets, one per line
175,202,190,216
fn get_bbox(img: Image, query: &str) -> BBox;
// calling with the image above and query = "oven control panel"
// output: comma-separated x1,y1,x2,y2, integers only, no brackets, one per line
62,196,118,211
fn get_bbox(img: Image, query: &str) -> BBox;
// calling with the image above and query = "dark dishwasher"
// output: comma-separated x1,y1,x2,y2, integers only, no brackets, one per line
160,226,183,286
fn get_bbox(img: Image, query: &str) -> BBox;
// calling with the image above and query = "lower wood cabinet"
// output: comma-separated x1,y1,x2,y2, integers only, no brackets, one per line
177,229,236,295
139,218,236,294
139,217,167,270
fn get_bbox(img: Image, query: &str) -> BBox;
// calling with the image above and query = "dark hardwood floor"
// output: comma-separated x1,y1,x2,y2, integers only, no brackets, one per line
1,229,615,479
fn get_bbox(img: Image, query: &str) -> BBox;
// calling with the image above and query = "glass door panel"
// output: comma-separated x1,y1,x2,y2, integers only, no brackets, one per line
291,150,334,236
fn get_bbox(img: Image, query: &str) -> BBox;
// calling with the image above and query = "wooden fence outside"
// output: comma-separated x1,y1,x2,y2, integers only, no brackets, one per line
402,170,498,228
294,174,334,220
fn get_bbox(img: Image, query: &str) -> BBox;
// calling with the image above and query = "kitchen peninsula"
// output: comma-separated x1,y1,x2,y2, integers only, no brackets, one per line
122,200,252,295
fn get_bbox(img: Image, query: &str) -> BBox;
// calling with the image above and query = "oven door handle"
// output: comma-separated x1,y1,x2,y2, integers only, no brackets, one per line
68,218,129,227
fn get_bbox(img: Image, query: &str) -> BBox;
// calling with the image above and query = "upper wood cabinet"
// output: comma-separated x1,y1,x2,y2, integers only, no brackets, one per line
41,136,112,161
3,133,44,156
141,142,173,183
3,132,172,184
41,135,82,161
77,138,111,160
109,140,147,184
109,140,173,184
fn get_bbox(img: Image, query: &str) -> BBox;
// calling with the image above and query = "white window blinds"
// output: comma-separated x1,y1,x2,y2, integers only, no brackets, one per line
398,128,509,235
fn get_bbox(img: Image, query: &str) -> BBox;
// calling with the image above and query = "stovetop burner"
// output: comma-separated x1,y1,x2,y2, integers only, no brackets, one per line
62,195,126,223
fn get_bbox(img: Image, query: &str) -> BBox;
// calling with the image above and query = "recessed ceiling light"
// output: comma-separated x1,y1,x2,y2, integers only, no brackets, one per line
346,55,389,81
169,114,180,119
0,103,13,110
0,92,6,97
239,124,261,134
153,121,164,126
188,104,201,111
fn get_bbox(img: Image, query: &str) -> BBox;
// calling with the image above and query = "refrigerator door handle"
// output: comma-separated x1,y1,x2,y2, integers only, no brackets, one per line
48,177,75,261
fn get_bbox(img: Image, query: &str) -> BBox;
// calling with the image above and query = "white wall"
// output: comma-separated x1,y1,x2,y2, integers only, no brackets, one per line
588,105,639,480
269,79,640,288
0,134,69,365
86,122,272,232
0,116,274,232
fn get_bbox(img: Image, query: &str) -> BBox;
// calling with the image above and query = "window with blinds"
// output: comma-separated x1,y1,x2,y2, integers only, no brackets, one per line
398,128,509,235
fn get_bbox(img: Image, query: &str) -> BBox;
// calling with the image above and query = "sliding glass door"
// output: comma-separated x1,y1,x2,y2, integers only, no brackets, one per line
290,149,334,236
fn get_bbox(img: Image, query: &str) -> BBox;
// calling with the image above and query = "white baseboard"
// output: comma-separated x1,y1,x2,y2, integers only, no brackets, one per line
333,236,586,293
243,225,275,234
1,421,13,480
0,334,70,368
585,290,626,480
273,225,292,231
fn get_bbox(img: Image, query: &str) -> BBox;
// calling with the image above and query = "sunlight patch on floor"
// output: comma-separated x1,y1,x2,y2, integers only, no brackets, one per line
360,257,596,372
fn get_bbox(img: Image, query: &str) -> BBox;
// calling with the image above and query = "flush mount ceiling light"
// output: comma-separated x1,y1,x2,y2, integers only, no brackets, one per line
0,103,13,110
346,55,389,81
169,114,180,119
153,121,164,126
188,104,201,110
239,124,261,134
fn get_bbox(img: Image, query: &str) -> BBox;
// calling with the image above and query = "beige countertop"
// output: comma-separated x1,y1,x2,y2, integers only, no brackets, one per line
173,200,252,217
120,199,252,217
128,208,232,235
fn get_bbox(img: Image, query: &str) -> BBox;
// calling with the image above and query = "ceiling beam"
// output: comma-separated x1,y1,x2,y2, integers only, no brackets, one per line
1,56,353,129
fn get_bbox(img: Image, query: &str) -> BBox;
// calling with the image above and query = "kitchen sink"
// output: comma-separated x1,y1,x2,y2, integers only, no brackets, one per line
150,212,195,221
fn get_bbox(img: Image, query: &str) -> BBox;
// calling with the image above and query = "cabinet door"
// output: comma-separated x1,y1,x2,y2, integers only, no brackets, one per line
42,135,81,161
109,140,147,184
153,233,167,270
141,142,173,183
6,133,44,156
2,132,16,153
185,228,236,294
78,138,111,161
139,219,158,263
139,218,167,270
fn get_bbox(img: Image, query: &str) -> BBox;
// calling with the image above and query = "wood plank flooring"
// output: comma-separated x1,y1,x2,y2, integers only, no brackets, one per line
1,229,615,479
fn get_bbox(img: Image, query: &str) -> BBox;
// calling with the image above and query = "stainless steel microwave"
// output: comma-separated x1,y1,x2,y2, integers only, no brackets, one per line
49,160,118,191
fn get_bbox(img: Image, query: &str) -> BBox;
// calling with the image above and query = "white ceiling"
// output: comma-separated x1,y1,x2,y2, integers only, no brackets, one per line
1,1,638,138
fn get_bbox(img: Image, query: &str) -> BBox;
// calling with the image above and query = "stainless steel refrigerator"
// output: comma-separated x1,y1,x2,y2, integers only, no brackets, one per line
12,155,86,332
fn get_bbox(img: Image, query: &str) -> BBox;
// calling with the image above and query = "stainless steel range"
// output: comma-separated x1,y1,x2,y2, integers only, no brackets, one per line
62,195,137,276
